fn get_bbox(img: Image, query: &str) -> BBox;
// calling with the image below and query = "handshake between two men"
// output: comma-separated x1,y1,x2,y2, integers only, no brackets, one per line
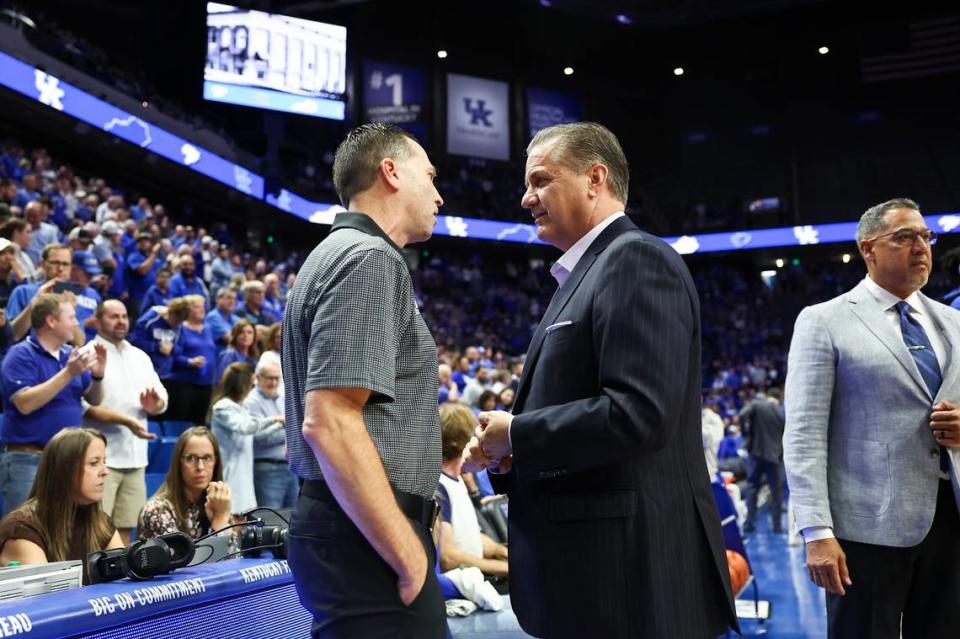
461,410,514,475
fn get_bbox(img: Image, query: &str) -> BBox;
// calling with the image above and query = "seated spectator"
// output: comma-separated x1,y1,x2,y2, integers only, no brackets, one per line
438,364,459,404
216,319,258,382
209,363,284,514
718,424,745,460
0,294,106,515
138,426,235,549
245,361,297,509
0,428,123,580
166,294,216,424
497,387,514,411
129,296,192,382
451,356,471,393
256,321,282,397
205,286,239,354
461,366,491,407
476,389,497,414
168,253,209,304
237,280,272,330
141,267,172,311
436,404,508,578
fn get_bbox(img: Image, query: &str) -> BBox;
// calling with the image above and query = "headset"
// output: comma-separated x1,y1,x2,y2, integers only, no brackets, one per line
86,532,195,584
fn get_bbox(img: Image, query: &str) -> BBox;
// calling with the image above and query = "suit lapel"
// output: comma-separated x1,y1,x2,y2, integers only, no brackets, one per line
923,292,960,402
847,281,930,399
513,216,637,413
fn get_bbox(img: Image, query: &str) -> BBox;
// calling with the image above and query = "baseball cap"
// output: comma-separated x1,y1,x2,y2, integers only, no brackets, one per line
72,250,102,275
67,227,93,243
0,238,15,253
101,221,120,236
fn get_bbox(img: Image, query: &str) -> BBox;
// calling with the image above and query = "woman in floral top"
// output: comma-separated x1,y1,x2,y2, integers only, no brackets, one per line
138,426,237,552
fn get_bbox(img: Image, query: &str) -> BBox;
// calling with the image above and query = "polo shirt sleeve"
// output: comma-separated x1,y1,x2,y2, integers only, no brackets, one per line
1,344,42,397
305,248,409,401
436,482,453,523
126,252,146,274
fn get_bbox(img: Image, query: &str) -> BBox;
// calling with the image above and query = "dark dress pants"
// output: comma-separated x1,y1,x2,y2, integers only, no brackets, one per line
288,490,448,639
827,479,960,639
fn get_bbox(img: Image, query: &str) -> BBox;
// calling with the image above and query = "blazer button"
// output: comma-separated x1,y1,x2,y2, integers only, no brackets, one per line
931,449,941,458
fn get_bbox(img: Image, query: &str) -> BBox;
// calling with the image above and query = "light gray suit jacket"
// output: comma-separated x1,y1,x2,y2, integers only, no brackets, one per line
784,279,960,547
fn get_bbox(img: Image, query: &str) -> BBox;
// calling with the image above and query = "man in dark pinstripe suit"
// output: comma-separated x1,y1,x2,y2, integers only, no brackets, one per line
465,122,737,638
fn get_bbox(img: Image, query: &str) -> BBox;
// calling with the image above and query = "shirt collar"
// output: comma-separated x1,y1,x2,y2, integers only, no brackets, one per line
330,212,404,260
551,212,625,285
26,333,69,361
863,275,925,315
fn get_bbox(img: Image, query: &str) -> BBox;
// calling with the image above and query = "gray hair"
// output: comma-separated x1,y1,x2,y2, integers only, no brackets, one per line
527,122,630,204
856,198,920,242
332,123,414,207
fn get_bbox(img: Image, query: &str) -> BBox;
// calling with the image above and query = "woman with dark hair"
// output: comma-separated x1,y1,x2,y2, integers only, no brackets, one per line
138,426,234,544
0,428,123,580
215,319,259,382
476,389,498,414
209,363,284,514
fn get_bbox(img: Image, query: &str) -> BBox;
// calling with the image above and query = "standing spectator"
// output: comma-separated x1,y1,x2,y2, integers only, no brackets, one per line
461,366,490,407
23,200,60,268
69,251,104,344
738,388,786,533
205,287,239,355
0,294,106,515
0,428,123,581
210,363,284,513
438,364,459,404
702,402,725,480
141,268,172,311
210,245,234,297
6,244,83,344
167,295,216,424
216,319,258,381
245,361,297,509
257,322,283,398
168,254,209,305
238,281,272,329
124,232,164,319
92,220,126,301
82,300,166,544
0,218,37,282
261,273,284,322
11,173,41,210
0,239,18,355
129,297,192,383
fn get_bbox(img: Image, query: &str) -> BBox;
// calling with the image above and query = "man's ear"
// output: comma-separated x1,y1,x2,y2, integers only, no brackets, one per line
586,163,609,198
379,157,401,193
858,239,874,266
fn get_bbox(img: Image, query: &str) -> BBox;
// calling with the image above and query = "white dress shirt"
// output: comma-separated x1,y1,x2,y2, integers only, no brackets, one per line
803,275,949,544
83,336,168,469
549,212,625,286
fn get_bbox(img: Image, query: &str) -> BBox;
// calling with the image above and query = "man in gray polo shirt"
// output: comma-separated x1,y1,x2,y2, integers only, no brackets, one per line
283,123,446,638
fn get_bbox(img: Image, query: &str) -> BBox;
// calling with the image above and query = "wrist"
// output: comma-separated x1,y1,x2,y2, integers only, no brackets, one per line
91,374,104,381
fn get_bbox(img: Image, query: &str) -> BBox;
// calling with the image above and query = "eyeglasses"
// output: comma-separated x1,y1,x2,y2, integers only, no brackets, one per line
865,228,938,247
182,453,216,467
259,375,281,382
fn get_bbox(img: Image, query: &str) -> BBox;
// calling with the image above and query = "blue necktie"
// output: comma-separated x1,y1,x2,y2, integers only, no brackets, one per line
895,301,948,473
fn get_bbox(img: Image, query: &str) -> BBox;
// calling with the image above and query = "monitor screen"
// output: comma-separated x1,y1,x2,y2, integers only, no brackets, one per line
204,2,347,120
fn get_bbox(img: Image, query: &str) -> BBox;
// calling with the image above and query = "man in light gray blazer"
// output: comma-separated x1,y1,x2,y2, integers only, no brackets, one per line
784,197,960,638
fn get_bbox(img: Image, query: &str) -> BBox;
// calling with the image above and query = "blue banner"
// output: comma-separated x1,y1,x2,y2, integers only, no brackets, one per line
362,60,429,142
446,73,510,161
0,50,264,199
527,87,582,140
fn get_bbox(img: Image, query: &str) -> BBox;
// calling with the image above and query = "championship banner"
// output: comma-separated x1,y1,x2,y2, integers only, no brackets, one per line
527,87,582,140
362,60,429,141
446,73,509,161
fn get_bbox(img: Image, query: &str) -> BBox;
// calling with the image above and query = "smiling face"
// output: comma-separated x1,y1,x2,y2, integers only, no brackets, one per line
859,207,932,299
521,143,593,252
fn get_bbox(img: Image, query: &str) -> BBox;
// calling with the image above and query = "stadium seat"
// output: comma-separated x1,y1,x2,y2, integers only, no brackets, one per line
161,420,194,437
145,472,166,499
147,436,179,474
147,420,163,437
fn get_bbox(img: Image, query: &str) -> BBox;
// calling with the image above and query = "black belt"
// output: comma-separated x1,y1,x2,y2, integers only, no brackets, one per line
254,458,287,464
300,479,438,529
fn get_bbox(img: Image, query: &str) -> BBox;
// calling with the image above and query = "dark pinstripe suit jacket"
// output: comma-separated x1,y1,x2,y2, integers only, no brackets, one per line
491,216,738,638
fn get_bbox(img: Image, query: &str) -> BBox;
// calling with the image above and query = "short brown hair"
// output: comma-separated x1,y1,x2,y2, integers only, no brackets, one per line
31,293,67,330
439,403,475,462
166,297,193,323
332,123,414,207
42,243,72,262
0,217,28,240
